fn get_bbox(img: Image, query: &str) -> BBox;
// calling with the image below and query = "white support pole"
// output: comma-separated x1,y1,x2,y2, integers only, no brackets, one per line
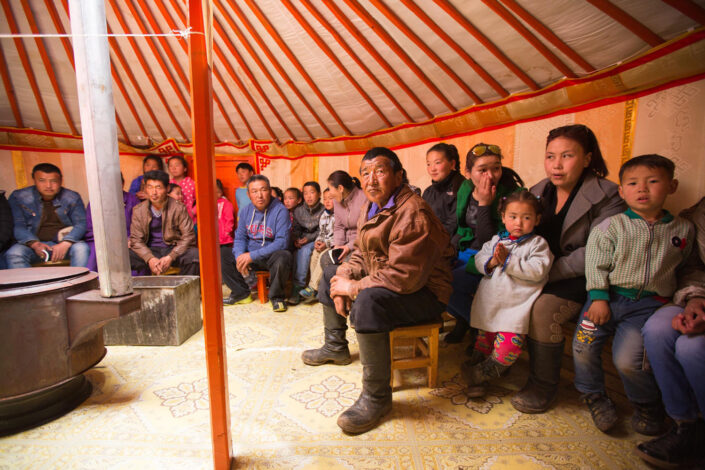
69,0,132,297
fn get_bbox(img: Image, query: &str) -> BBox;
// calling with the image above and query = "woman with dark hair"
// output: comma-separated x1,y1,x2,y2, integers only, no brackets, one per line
129,155,164,200
167,155,196,223
422,142,466,239
327,170,365,264
444,143,524,344
511,124,626,414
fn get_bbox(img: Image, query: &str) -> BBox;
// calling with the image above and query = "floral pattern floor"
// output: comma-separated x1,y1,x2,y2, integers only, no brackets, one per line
1,299,651,469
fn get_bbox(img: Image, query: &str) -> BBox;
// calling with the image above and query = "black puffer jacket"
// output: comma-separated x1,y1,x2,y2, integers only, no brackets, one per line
422,170,465,239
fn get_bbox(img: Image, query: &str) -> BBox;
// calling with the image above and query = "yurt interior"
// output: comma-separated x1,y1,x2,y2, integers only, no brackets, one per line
1,1,705,469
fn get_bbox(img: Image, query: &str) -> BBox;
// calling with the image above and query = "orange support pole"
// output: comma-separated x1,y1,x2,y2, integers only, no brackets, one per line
187,2,233,469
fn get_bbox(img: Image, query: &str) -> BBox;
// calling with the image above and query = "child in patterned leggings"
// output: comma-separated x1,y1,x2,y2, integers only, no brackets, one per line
462,191,553,397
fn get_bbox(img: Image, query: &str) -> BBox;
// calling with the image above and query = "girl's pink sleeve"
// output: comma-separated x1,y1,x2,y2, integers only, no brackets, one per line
223,199,235,235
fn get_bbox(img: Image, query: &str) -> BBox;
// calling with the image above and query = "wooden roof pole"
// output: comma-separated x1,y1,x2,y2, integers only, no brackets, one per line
68,0,132,297
107,0,188,139
661,0,705,24
106,24,167,140
162,0,254,141
282,0,393,127
368,0,482,104
134,0,241,142
0,46,23,127
344,0,458,111
57,0,140,143
481,0,577,78
300,0,413,123
432,0,539,90
212,16,292,140
214,1,316,139
400,0,509,97
1,2,52,131
186,2,233,469
585,0,664,47
498,0,595,73
22,2,79,135
323,1,434,119
241,0,351,135
122,0,191,114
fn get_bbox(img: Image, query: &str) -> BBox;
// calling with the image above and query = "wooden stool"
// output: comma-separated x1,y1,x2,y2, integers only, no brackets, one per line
161,266,181,276
31,259,70,268
256,271,270,303
389,321,442,389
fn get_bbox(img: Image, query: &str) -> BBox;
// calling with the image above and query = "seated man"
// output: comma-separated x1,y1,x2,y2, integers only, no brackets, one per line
6,163,89,268
637,196,705,468
129,170,199,275
226,175,292,312
302,147,454,434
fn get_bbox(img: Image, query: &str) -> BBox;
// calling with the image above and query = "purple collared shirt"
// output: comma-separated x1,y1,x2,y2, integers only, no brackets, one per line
367,186,401,220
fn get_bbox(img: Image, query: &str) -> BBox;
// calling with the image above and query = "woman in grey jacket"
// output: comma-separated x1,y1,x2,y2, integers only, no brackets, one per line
511,124,626,414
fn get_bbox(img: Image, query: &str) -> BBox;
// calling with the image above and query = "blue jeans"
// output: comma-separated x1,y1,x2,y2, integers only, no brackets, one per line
5,241,90,268
293,241,315,287
446,262,482,323
573,293,664,404
642,305,705,420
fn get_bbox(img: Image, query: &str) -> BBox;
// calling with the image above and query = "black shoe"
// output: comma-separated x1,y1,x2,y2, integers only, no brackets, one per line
635,419,705,469
299,287,318,304
631,401,667,436
444,318,469,343
582,392,618,433
287,285,302,305
223,291,253,305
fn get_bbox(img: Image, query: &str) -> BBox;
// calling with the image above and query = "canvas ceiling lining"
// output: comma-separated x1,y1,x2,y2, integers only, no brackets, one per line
0,0,703,146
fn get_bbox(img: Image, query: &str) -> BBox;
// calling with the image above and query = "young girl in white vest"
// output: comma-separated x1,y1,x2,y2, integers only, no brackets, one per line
462,191,553,397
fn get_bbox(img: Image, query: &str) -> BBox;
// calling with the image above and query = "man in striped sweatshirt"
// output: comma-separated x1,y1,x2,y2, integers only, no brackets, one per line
573,155,694,436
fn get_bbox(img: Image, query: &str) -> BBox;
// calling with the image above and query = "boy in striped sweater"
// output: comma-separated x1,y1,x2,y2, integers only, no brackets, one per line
573,155,694,436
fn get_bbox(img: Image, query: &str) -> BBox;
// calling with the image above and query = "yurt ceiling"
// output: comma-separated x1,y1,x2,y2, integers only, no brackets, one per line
1,0,704,149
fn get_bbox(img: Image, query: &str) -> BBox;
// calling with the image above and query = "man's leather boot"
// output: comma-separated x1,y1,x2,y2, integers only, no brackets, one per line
511,338,564,413
301,305,352,366
337,331,392,434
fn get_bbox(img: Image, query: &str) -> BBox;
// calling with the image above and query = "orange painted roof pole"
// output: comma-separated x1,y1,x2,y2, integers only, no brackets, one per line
187,2,234,469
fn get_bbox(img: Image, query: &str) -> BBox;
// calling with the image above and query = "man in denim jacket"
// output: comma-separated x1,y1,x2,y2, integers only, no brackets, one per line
6,163,89,268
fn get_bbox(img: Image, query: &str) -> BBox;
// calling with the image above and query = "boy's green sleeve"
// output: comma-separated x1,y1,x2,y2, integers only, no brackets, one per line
585,218,615,301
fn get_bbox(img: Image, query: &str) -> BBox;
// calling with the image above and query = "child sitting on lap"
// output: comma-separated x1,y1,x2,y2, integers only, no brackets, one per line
573,154,694,436
462,191,553,397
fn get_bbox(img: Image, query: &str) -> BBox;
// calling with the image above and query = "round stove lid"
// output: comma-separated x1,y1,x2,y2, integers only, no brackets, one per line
0,267,90,289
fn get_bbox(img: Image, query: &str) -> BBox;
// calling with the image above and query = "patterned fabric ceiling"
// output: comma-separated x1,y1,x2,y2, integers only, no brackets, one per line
1,0,704,147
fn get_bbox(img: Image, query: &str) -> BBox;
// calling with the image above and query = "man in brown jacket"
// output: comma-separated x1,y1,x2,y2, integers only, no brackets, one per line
129,170,199,275
302,147,454,434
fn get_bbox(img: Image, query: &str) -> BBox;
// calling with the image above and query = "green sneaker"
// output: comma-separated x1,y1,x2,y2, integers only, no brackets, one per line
223,292,253,305
271,300,288,312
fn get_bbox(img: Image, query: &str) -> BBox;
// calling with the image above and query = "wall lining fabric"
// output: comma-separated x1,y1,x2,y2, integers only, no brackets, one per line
2,78,704,216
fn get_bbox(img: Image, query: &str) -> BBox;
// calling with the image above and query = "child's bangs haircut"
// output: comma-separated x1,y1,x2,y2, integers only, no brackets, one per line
303,181,321,193
285,187,303,200
498,190,542,216
619,154,675,182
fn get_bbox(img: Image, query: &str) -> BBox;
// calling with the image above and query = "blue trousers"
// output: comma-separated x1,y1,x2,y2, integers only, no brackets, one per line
573,293,664,404
293,241,315,287
6,241,90,268
445,263,482,323
642,304,705,420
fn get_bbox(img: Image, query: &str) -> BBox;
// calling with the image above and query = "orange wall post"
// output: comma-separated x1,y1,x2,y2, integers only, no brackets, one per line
187,2,233,469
